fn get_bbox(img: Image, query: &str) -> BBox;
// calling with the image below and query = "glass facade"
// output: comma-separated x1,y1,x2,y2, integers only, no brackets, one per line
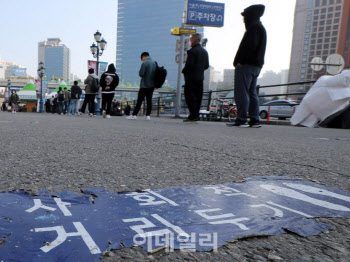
117,0,204,88
45,45,70,81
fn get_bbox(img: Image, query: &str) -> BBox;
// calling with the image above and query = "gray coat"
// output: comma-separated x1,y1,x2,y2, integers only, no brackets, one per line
84,74,99,94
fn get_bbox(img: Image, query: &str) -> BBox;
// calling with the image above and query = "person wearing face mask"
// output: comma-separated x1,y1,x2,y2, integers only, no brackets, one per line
227,4,267,128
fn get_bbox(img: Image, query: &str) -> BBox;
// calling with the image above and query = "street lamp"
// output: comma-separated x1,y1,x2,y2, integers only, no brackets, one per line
90,30,107,115
6,79,11,104
37,61,45,113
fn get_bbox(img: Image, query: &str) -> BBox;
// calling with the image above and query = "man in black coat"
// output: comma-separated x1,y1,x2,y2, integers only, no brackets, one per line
182,33,209,123
228,4,267,128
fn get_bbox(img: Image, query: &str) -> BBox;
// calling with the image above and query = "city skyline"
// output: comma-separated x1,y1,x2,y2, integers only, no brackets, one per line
1,0,296,82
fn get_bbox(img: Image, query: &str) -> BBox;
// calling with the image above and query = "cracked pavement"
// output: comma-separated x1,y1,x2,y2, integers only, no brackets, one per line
0,112,349,261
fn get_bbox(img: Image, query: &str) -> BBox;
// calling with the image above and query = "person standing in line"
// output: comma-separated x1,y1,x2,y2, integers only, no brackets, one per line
69,81,82,115
182,33,209,123
100,64,119,119
9,90,19,114
57,87,65,115
63,87,71,114
127,52,156,120
81,68,99,117
227,4,267,128
2,101,7,111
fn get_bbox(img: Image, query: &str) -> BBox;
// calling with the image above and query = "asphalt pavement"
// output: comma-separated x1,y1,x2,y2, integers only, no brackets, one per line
0,112,349,261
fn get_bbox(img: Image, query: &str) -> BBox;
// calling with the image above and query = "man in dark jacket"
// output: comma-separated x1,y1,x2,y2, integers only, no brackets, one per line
81,68,99,116
100,64,119,118
182,33,209,123
69,81,82,115
228,4,267,128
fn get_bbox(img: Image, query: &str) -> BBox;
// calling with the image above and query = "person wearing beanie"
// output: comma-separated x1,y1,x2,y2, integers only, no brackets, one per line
100,64,119,118
228,4,267,128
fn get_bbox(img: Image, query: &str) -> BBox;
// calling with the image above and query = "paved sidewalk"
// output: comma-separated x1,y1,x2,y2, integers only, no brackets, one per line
1,112,349,261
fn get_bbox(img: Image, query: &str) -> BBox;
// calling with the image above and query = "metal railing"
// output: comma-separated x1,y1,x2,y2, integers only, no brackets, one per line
117,80,316,117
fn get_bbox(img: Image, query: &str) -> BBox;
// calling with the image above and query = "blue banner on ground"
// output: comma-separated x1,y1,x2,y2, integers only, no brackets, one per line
186,0,225,27
0,176,349,261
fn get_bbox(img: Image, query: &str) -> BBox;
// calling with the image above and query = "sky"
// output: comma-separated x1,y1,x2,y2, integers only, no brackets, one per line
0,0,296,80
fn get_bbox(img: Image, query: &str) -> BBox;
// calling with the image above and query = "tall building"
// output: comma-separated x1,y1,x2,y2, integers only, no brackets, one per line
38,38,71,81
288,0,349,86
116,0,204,87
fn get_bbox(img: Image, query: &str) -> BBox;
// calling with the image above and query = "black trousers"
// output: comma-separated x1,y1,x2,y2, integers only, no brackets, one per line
133,88,154,116
81,94,96,114
184,80,203,120
102,93,115,115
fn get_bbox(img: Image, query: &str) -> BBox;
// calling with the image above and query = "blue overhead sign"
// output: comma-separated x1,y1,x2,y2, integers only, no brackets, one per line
186,0,225,27
14,68,27,76
0,176,349,261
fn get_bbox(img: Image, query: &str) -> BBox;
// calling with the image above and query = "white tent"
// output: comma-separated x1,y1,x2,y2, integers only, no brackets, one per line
291,70,350,127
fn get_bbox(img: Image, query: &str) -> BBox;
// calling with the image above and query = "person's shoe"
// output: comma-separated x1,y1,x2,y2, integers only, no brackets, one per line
75,113,79,116
12,111,14,114
60,113,64,115
102,110,106,118
145,116,151,120
183,118,199,123
127,115,137,120
106,115,111,119
14,111,16,114
249,120,262,128
89,113,93,117
226,121,249,127
79,112,83,116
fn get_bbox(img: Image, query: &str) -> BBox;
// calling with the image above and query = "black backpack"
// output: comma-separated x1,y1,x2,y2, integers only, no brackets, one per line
58,91,64,102
91,78,100,93
154,62,167,89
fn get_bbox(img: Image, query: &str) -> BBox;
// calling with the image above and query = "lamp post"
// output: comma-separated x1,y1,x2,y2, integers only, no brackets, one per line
90,30,107,115
6,79,11,104
37,61,45,113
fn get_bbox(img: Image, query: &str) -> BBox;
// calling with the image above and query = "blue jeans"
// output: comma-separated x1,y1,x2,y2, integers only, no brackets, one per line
69,99,79,114
64,101,70,113
234,65,261,122
58,102,64,114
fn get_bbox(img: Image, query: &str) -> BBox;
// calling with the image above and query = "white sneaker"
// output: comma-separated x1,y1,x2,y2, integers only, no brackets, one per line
61,113,64,115
79,112,83,116
145,116,151,120
12,111,14,114
126,115,137,120
102,110,106,118
89,113,93,117
106,115,111,119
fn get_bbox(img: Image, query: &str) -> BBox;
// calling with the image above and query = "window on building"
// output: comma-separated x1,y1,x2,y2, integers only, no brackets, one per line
320,14,326,19
320,20,325,26
309,51,315,56
324,44,329,48
331,43,337,48
304,46,309,51
309,57,314,62
321,8,326,13
314,9,320,14
302,57,307,62
329,0,335,4
314,15,319,20
312,33,317,38
327,13,333,19
335,12,341,17
311,39,316,44
315,0,320,6
322,0,327,5
332,37,337,41
302,64,306,68
327,19,332,25
307,10,313,15
309,0,314,8
316,51,322,55
317,44,322,49
332,31,338,36
307,22,311,27
330,49,336,53
310,45,316,50
305,40,310,44
313,21,318,26
325,37,330,42
336,5,341,10
303,52,308,56
305,34,310,39
319,26,325,31
317,39,323,43
318,32,324,37
301,69,306,74
334,18,340,23
336,0,342,3
326,25,332,30
328,7,334,12
313,27,318,32
301,75,305,79
306,28,311,33
323,50,329,55
333,24,339,30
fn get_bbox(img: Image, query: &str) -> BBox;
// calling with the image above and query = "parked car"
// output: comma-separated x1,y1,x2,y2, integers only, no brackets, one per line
259,100,299,120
